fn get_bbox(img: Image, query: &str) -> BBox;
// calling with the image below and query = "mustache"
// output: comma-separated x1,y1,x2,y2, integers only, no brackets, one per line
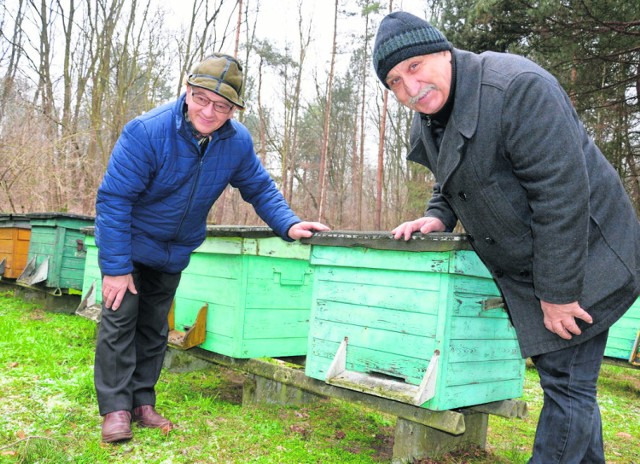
408,84,437,106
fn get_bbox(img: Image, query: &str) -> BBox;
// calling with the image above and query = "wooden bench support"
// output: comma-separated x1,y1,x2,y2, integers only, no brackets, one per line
165,347,527,462
243,374,321,406
392,413,489,463
182,347,470,435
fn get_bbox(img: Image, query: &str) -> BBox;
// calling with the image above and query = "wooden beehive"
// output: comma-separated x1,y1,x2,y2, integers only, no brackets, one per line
78,228,102,305
18,213,94,293
173,226,314,358
303,231,525,411
604,298,640,364
0,214,31,279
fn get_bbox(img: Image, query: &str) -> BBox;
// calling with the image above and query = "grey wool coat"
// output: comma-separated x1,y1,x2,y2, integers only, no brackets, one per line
408,48,640,358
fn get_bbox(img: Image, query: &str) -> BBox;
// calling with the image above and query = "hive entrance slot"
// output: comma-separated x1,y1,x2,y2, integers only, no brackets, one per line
367,370,407,383
325,337,440,406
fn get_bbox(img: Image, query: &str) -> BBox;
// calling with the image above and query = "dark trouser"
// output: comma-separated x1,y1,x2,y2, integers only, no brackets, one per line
528,329,609,464
94,263,182,416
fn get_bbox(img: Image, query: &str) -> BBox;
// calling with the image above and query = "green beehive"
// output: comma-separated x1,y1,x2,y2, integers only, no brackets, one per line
79,228,102,305
173,226,313,358
303,231,525,412
18,213,94,294
604,298,640,364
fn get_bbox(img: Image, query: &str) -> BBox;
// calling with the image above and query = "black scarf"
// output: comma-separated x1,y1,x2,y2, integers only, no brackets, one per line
422,50,457,150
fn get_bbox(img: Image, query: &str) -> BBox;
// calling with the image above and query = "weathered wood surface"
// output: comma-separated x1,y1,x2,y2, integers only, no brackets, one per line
203,225,276,238
302,231,473,252
605,298,640,362
305,242,524,411
182,347,528,435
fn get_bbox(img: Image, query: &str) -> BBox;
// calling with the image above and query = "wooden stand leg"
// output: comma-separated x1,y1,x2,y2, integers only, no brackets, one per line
243,374,323,406
163,347,211,373
392,412,488,463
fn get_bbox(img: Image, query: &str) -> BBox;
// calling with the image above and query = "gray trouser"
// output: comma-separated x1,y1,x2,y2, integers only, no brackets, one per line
94,263,181,416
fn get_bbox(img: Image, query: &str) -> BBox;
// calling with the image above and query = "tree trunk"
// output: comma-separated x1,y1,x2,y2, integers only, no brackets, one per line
318,0,338,223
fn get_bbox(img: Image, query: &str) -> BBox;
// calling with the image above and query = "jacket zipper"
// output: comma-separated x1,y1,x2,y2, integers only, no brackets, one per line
174,138,210,240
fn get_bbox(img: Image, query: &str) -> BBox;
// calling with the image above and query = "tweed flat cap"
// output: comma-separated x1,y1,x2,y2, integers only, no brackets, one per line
187,53,245,108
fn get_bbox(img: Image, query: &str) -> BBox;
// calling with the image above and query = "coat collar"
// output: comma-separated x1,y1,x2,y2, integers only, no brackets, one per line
406,49,483,184
449,48,481,140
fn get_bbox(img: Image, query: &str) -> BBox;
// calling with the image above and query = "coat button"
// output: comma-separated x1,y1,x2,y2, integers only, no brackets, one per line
458,191,468,201
494,269,504,277
484,237,495,245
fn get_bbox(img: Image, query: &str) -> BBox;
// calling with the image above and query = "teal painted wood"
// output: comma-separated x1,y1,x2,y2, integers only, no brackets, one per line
173,226,313,358
304,231,525,411
604,298,640,361
25,213,94,292
80,233,102,304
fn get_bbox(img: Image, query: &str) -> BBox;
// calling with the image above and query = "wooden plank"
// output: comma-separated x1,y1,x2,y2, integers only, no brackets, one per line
310,246,452,274
314,280,442,314
175,274,241,305
327,369,421,404
243,309,310,339
449,250,493,279
432,380,525,412
452,294,509,318
447,339,521,363
450,316,518,340
174,299,237,336
313,300,439,334
468,399,528,419
306,336,436,385
186,347,468,435
311,319,436,356
313,265,444,291
241,237,311,260
235,338,308,358
193,236,244,255
182,253,243,277
302,231,472,253
444,359,525,386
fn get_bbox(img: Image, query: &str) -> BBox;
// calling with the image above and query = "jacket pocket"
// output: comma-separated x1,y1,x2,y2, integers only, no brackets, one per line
579,219,633,309
478,182,530,237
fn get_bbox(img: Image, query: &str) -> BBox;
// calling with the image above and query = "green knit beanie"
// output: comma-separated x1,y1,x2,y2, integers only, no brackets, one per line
373,11,451,88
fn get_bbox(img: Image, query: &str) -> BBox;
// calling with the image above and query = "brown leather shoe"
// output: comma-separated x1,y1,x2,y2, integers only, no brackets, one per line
132,405,174,430
101,410,133,443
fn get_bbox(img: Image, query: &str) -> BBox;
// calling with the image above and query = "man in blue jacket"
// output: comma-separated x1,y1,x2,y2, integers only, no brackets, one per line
94,53,328,443
373,11,640,464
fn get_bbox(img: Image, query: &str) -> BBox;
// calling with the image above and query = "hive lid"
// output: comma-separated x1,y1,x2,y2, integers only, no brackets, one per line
26,212,95,221
204,225,277,238
301,231,473,252
0,213,30,227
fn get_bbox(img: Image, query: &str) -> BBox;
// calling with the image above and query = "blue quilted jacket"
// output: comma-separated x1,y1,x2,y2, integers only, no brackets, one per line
95,93,300,275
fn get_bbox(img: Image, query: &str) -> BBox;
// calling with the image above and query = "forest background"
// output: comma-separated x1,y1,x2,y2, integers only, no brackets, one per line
1,0,638,231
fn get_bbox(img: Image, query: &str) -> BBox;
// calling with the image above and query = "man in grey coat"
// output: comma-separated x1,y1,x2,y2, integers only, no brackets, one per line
373,11,640,464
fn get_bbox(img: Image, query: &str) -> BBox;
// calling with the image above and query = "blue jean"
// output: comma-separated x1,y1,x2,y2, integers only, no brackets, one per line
528,329,609,464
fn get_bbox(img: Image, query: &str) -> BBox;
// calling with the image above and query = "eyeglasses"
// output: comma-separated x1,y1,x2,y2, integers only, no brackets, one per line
190,90,234,114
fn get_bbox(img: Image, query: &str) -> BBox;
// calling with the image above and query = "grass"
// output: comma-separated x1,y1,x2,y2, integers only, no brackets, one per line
0,288,638,463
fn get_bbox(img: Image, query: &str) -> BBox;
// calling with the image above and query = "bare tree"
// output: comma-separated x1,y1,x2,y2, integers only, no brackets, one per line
283,1,312,204
317,0,338,223
1,0,27,121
